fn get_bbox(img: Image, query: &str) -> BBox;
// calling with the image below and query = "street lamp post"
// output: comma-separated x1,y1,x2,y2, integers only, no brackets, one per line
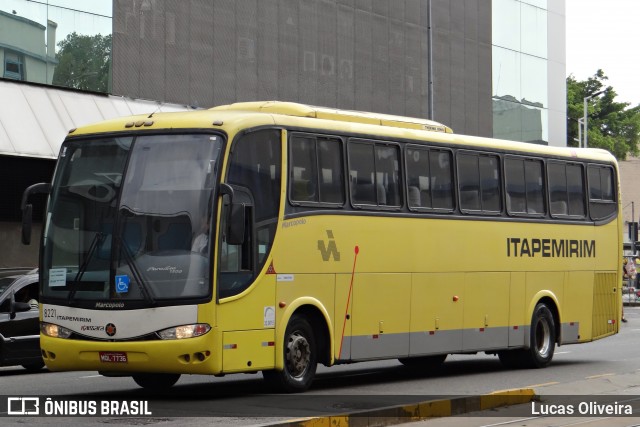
577,118,584,148
583,90,605,148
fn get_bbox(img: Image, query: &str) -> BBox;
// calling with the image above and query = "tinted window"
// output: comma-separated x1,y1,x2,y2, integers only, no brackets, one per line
290,136,317,202
525,160,545,214
548,161,585,218
567,164,585,216
458,154,481,211
290,135,344,205
349,140,401,208
505,157,544,215
588,165,616,220
458,152,501,213
406,146,454,211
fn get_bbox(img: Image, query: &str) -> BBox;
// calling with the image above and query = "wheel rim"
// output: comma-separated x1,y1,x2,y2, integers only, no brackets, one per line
534,317,551,358
285,331,311,378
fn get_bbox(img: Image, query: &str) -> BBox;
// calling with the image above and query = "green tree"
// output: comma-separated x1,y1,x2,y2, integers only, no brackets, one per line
567,70,640,160
52,32,112,93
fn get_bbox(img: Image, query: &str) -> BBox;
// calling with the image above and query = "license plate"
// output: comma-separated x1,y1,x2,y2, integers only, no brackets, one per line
99,351,128,363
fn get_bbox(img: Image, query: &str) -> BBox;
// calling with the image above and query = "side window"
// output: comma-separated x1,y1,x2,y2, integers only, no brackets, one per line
588,164,617,220
4,50,24,80
289,134,345,205
406,146,454,211
505,157,544,215
220,129,282,298
548,161,586,218
457,152,501,214
348,139,401,208
15,282,39,309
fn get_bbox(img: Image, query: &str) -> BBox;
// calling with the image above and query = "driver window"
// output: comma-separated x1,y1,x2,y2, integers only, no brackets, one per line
219,129,282,298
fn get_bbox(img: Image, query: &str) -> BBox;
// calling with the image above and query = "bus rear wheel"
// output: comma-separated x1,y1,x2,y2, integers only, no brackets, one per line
527,302,556,368
498,302,556,369
132,373,181,389
263,315,317,393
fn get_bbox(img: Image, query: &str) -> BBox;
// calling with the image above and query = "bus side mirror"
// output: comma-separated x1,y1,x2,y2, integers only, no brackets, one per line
21,182,51,245
227,203,246,245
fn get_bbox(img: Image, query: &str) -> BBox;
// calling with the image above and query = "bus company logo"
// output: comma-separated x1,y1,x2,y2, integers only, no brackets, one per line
506,238,596,258
318,230,340,262
105,323,117,337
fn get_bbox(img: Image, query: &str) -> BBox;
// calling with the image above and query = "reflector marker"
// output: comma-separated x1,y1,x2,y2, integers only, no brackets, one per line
223,344,237,350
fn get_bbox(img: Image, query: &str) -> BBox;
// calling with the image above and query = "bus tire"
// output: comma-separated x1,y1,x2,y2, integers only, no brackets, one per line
263,315,317,393
398,354,447,369
22,360,45,372
499,303,555,369
526,302,556,368
132,373,181,389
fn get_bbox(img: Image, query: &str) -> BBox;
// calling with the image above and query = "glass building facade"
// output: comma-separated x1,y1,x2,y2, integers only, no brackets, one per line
0,0,112,92
492,0,549,145
491,0,566,147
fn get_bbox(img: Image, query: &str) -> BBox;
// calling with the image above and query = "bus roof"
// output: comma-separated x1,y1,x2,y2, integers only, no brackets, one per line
210,101,454,134
67,101,616,165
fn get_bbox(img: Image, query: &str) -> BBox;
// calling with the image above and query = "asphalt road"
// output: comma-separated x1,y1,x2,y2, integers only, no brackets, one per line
3,307,640,426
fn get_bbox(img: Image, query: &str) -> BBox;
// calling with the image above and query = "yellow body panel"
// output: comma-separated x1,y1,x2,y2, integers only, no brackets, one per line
41,332,219,374
44,101,621,378
222,329,275,372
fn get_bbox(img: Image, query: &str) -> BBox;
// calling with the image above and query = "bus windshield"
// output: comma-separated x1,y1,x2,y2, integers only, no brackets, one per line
41,134,223,306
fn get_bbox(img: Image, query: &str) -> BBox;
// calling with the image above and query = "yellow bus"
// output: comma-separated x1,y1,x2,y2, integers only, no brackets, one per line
22,101,621,392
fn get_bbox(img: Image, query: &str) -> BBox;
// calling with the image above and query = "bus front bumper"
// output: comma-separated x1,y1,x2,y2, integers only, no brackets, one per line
40,333,221,375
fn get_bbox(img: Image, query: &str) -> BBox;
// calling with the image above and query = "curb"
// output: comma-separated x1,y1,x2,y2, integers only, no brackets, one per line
265,388,536,427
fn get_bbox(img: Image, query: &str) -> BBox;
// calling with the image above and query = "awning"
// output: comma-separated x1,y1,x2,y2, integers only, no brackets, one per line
0,79,195,159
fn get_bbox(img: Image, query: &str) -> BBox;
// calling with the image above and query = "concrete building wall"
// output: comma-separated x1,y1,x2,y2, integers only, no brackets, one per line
112,0,493,137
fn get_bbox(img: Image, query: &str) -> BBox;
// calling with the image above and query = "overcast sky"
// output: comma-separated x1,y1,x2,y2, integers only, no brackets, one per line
565,0,640,107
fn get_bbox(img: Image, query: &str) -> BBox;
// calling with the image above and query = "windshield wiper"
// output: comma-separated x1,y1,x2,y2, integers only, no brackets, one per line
67,232,105,304
116,233,156,306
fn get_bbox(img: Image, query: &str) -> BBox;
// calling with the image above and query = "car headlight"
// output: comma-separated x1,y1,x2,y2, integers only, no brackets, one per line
41,322,73,338
157,323,211,340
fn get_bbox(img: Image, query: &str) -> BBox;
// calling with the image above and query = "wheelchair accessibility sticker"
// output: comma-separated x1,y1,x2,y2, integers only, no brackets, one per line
115,275,130,294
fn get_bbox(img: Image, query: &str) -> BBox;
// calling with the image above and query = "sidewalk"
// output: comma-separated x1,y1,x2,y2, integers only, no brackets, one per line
262,370,640,427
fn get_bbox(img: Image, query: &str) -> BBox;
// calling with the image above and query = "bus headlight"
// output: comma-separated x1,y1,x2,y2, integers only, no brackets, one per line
41,322,73,338
157,323,211,340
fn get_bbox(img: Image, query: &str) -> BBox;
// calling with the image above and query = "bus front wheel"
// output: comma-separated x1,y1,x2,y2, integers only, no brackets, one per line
263,315,317,392
132,373,181,389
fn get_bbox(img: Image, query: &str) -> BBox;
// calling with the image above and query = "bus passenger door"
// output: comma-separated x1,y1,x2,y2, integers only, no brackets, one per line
349,273,411,360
